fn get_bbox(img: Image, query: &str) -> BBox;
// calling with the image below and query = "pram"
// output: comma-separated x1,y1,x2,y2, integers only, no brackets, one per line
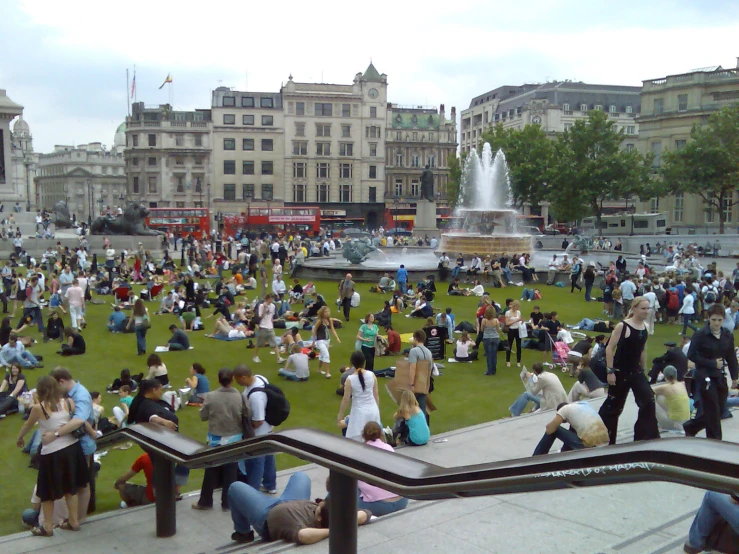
545,331,587,374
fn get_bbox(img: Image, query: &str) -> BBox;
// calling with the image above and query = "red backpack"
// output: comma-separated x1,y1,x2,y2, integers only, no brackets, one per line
667,290,679,311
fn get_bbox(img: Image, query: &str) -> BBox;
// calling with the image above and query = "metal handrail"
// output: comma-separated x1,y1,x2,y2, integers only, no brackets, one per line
98,425,739,552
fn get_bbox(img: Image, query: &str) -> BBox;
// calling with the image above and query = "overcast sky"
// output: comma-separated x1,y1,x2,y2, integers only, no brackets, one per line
2,0,738,153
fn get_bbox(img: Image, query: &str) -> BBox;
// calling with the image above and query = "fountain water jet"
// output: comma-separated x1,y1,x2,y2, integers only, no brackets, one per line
438,143,532,256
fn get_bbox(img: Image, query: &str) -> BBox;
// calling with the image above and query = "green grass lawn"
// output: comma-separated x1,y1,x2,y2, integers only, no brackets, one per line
0,274,679,536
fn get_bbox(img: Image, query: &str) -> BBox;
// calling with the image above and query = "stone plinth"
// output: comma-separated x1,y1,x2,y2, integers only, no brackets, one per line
415,200,437,229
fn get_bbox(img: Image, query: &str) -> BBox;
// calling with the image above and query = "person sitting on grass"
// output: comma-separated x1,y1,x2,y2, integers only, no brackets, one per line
180,306,198,332
114,452,155,507
107,306,127,333
207,316,232,338
279,343,310,382
509,362,567,417
158,292,175,315
532,401,610,456
146,354,169,387
280,328,304,353
0,362,27,418
392,390,429,446
447,277,469,296
0,334,42,369
407,294,433,319
185,363,209,405
44,311,65,343
112,385,132,427
107,368,142,393
167,324,190,351
454,331,478,362
58,327,86,356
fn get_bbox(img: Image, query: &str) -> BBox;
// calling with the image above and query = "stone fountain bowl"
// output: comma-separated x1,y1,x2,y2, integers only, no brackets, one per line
438,233,533,256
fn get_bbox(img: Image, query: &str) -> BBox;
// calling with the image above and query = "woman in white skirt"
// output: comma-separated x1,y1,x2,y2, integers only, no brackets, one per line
311,306,341,379
337,350,381,441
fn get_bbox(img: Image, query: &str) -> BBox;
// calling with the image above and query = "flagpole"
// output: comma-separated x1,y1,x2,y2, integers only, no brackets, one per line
169,79,173,107
134,64,137,103
126,68,130,116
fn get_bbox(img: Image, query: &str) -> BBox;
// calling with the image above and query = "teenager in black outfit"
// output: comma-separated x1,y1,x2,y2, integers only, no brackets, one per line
598,297,660,444
683,304,739,440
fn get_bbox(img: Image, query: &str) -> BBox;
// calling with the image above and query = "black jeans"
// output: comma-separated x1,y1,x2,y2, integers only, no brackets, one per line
0,291,7,313
598,369,660,444
506,329,522,363
361,345,375,372
0,392,19,416
198,462,238,508
684,372,728,440
341,297,351,320
571,275,581,292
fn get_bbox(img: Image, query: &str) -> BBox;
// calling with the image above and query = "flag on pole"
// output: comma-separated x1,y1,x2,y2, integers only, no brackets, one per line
130,73,136,99
159,73,173,89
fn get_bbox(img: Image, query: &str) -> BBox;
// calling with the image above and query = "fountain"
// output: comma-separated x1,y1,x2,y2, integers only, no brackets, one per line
438,144,532,256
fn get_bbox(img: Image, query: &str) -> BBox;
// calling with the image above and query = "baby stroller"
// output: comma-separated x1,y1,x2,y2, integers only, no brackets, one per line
546,331,587,375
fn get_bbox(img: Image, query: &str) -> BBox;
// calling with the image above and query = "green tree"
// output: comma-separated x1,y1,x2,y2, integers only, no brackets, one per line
549,110,651,228
446,151,466,208
662,104,739,234
480,123,554,209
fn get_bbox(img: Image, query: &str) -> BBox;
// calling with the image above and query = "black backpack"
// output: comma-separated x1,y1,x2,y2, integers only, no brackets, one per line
248,377,290,426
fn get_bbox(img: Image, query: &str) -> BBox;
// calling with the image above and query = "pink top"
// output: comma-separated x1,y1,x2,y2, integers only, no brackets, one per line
65,286,84,307
358,439,399,502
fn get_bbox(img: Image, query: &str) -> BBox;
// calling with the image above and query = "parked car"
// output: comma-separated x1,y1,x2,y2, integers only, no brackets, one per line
542,225,561,235
519,225,544,236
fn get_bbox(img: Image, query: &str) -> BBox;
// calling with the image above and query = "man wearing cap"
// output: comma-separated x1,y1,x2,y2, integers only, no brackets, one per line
648,341,689,384
653,365,690,433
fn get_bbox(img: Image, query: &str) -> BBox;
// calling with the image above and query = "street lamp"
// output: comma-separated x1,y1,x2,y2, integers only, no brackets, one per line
393,197,399,234
86,179,93,225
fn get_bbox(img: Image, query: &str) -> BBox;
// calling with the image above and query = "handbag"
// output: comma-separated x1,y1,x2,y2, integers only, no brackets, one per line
241,394,255,439
518,325,528,339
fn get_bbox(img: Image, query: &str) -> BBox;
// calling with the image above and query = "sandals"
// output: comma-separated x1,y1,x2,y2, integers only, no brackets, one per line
31,527,53,537
60,519,81,532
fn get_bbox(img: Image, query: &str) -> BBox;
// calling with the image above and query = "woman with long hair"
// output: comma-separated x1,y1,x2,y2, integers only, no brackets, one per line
356,313,379,372
392,390,429,446
480,306,501,376
312,306,341,379
146,354,169,387
127,298,150,355
505,300,524,367
375,300,392,328
0,316,13,346
454,331,477,362
16,376,89,536
337,350,380,441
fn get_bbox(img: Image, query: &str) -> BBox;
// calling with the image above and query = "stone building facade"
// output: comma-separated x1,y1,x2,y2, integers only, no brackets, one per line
0,90,38,209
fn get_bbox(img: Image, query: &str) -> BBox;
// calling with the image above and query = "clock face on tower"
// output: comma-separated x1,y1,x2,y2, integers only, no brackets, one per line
368,88,378,99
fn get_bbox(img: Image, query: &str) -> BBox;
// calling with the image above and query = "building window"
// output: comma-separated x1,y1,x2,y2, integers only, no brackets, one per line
705,202,715,223
224,184,236,200
342,103,351,117
194,135,203,146
678,94,688,112
242,161,254,175
262,183,273,200
594,105,603,111
316,183,329,202
370,106,377,118
411,180,419,196
261,115,274,126
294,183,306,203
394,179,403,196
315,103,332,116
366,126,380,138
262,161,273,175
148,157,156,166
195,156,204,165
242,96,254,108
428,155,436,168
625,126,635,135
258,98,272,109
316,163,330,179
341,124,351,138
175,156,184,165
133,177,139,193
224,160,236,174
625,144,635,152
243,183,254,199
243,115,254,125
650,197,658,212
395,152,403,166
295,122,305,136
674,192,684,223
262,139,273,151
148,176,157,193
316,124,331,137
723,195,733,223
428,132,434,141
296,102,305,115
675,139,687,150
651,142,662,168
625,105,633,114
132,157,139,167
340,163,353,179
562,103,570,112
293,162,307,178
223,138,236,150
293,141,307,156
316,142,331,156
132,135,139,147
223,96,236,107
654,98,664,115
396,131,402,140
369,186,377,203
175,201,185,208
369,143,377,157
369,165,377,179
243,138,254,151
339,184,352,202
580,104,588,113
147,134,156,146
223,114,235,125
175,135,184,146
411,154,420,168
339,143,353,156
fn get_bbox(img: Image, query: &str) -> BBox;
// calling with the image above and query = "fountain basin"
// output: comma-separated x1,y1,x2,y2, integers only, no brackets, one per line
438,233,533,257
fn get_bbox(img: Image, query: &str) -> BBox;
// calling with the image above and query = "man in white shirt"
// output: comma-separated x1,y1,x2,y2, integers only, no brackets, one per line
271,275,287,300
233,366,276,493
253,294,281,363
723,302,739,332
465,254,481,283
619,277,637,314
386,235,394,247
547,255,558,285
642,284,659,335
532,401,610,455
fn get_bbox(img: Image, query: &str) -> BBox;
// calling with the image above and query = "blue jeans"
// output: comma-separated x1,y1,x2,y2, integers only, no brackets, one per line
727,396,739,408
682,313,698,335
575,318,595,331
135,326,147,354
229,471,311,537
357,491,408,517
415,393,429,425
24,307,44,332
245,454,277,492
7,351,39,369
483,338,499,375
278,369,307,382
533,426,584,456
585,284,593,302
451,266,461,278
687,491,739,549
509,391,541,416
521,289,535,301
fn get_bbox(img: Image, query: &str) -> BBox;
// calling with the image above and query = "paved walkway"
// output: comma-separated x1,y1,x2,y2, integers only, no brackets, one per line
2,395,736,554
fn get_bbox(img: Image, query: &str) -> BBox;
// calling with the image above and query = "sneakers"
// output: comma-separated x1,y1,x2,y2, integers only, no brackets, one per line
683,543,701,554
231,530,255,544
252,356,261,363
276,357,285,363
191,503,213,511
259,486,277,494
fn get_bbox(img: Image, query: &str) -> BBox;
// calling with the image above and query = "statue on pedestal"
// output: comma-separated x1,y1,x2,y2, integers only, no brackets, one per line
419,164,434,202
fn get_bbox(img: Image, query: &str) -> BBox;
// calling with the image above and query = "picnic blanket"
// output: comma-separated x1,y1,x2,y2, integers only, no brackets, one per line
155,346,195,352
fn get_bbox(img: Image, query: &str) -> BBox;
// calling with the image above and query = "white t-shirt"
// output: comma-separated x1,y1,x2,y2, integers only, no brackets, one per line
65,286,84,308
258,302,275,330
506,310,522,329
456,340,474,358
245,375,273,437
286,353,310,379
557,402,609,447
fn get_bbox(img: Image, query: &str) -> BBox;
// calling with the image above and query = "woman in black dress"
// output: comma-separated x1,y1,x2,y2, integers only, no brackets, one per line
59,328,86,356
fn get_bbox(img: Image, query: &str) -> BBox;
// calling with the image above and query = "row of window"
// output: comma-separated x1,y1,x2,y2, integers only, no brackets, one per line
220,182,374,203
130,155,206,167
129,134,204,148
222,96,275,108
391,153,436,168
292,102,377,119
223,114,274,126
653,94,689,115
223,183,274,201
223,160,380,180
224,138,273,152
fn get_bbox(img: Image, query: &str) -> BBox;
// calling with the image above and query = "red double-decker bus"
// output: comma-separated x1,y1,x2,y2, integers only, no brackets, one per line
223,206,320,237
145,207,211,239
